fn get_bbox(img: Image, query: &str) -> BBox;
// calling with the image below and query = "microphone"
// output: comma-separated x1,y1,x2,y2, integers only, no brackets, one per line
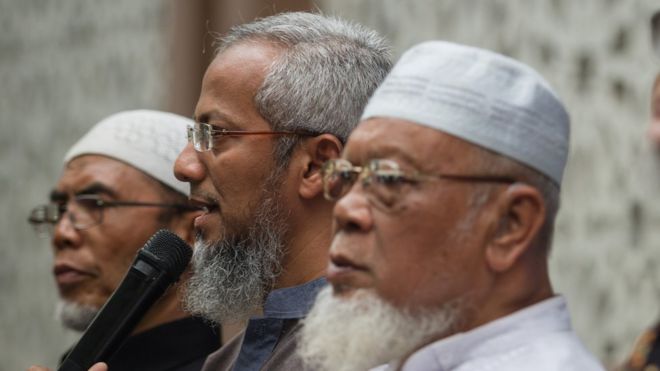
57,229,192,371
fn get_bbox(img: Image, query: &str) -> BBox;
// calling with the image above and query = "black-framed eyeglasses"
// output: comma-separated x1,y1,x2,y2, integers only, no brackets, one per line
28,194,203,235
321,159,516,211
187,122,319,152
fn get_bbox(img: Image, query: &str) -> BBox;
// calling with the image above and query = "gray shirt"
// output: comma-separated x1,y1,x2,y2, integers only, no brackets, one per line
202,277,326,371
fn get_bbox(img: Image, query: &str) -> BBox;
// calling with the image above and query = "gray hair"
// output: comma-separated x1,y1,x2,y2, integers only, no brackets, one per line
469,147,560,254
215,12,392,164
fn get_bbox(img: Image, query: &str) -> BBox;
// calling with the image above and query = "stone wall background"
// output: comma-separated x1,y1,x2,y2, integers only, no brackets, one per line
318,0,660,367
1,0,659,369
0,1,171,370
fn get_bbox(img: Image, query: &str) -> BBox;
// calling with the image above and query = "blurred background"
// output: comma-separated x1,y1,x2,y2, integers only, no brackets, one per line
1,0,659,369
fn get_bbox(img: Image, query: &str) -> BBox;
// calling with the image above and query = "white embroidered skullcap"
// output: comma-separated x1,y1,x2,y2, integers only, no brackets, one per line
63,110,191,195
361,41,570,185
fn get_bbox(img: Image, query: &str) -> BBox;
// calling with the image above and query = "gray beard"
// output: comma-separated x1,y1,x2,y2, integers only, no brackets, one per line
55,300,99,332
298,287,463,371
183,174,287,325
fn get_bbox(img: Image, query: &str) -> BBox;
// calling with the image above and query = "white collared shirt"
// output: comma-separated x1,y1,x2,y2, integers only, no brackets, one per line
373,296,604,371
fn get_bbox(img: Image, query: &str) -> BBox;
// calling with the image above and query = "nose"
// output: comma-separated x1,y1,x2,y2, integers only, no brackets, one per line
52,213,83,251
333,186,374,233
174,143,206,184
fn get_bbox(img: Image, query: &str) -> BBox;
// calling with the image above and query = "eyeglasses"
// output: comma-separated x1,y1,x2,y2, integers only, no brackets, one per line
321,159,516,210
28,194,203,235
187,122,319,152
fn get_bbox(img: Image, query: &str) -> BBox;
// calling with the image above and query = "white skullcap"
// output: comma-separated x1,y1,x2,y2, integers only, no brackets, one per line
63,109,191,195
361,41,570,185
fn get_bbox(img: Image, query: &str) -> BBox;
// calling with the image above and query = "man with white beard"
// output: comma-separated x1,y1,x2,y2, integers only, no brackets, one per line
27,110,220,371
299,41,606,371
173,12,391,371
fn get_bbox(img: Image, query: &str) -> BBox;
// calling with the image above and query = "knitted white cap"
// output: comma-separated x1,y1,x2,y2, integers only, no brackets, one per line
361,41,570,185
63,110,192,195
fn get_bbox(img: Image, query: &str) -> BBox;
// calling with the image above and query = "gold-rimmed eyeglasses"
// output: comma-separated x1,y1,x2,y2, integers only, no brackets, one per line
187,122,319,152
321,158,516,210
28,194,203,236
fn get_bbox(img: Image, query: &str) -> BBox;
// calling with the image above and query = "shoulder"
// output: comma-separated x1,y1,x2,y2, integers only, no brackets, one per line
458,331,605,371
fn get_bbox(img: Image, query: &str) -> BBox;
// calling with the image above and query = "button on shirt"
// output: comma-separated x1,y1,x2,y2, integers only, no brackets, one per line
202,277,326,371
374,296,604,371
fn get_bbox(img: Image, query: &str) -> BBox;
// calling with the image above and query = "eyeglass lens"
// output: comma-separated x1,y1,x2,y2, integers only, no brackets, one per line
188,125,212,152
322,159,406,209
29,196,105,234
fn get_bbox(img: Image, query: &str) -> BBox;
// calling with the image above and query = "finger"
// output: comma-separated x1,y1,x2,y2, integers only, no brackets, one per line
89,362,108,371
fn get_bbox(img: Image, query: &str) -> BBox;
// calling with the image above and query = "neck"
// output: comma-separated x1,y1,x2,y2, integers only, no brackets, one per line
462,258,554,333
131,288,188,335
274,205,332,289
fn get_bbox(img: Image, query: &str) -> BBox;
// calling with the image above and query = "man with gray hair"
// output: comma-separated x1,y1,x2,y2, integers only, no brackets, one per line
299,41,605,370
173,11,391,371
27,110,220,371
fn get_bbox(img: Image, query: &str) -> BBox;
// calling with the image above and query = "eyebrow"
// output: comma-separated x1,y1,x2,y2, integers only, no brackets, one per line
49,190,67,202
194,110,241,130
49,182,118,202
76,182,118,198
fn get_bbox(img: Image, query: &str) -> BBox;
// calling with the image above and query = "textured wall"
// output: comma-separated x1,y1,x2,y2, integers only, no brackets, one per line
0,1,170,369
319,0,660,367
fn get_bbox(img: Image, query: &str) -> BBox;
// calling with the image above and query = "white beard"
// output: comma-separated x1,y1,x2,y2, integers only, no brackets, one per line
55,300,99,332
298,287,462,371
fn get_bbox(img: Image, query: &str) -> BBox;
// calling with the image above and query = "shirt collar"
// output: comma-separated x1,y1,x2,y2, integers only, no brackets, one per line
262,277,327,319
400,296,571,370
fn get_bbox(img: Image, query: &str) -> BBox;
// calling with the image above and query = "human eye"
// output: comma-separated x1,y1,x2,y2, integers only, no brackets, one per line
337,168,358,181
374,170,408,185
206,121,235,134
370,159,413,186
75,195,104,210
209,125,229,135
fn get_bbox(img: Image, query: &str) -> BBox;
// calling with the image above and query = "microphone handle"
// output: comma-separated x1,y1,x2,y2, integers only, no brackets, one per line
57,252,172,371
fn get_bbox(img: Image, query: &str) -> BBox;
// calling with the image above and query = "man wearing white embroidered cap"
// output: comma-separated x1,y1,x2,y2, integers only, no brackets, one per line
27,110,220,371
299,41,605,370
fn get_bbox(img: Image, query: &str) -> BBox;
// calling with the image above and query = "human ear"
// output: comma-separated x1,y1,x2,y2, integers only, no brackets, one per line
298,134,343,199
485,184,545,272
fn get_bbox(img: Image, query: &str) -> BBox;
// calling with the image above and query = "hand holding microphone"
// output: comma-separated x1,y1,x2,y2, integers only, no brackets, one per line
56,230,192,371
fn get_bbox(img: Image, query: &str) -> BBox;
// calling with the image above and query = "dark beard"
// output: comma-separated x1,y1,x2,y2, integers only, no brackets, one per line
183,170,288,324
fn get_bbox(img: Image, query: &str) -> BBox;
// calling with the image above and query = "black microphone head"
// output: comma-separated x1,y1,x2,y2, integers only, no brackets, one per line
142,229,192,278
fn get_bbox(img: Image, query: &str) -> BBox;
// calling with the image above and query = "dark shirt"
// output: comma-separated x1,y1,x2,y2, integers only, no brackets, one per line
62,317,221,371
202,277,326,371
